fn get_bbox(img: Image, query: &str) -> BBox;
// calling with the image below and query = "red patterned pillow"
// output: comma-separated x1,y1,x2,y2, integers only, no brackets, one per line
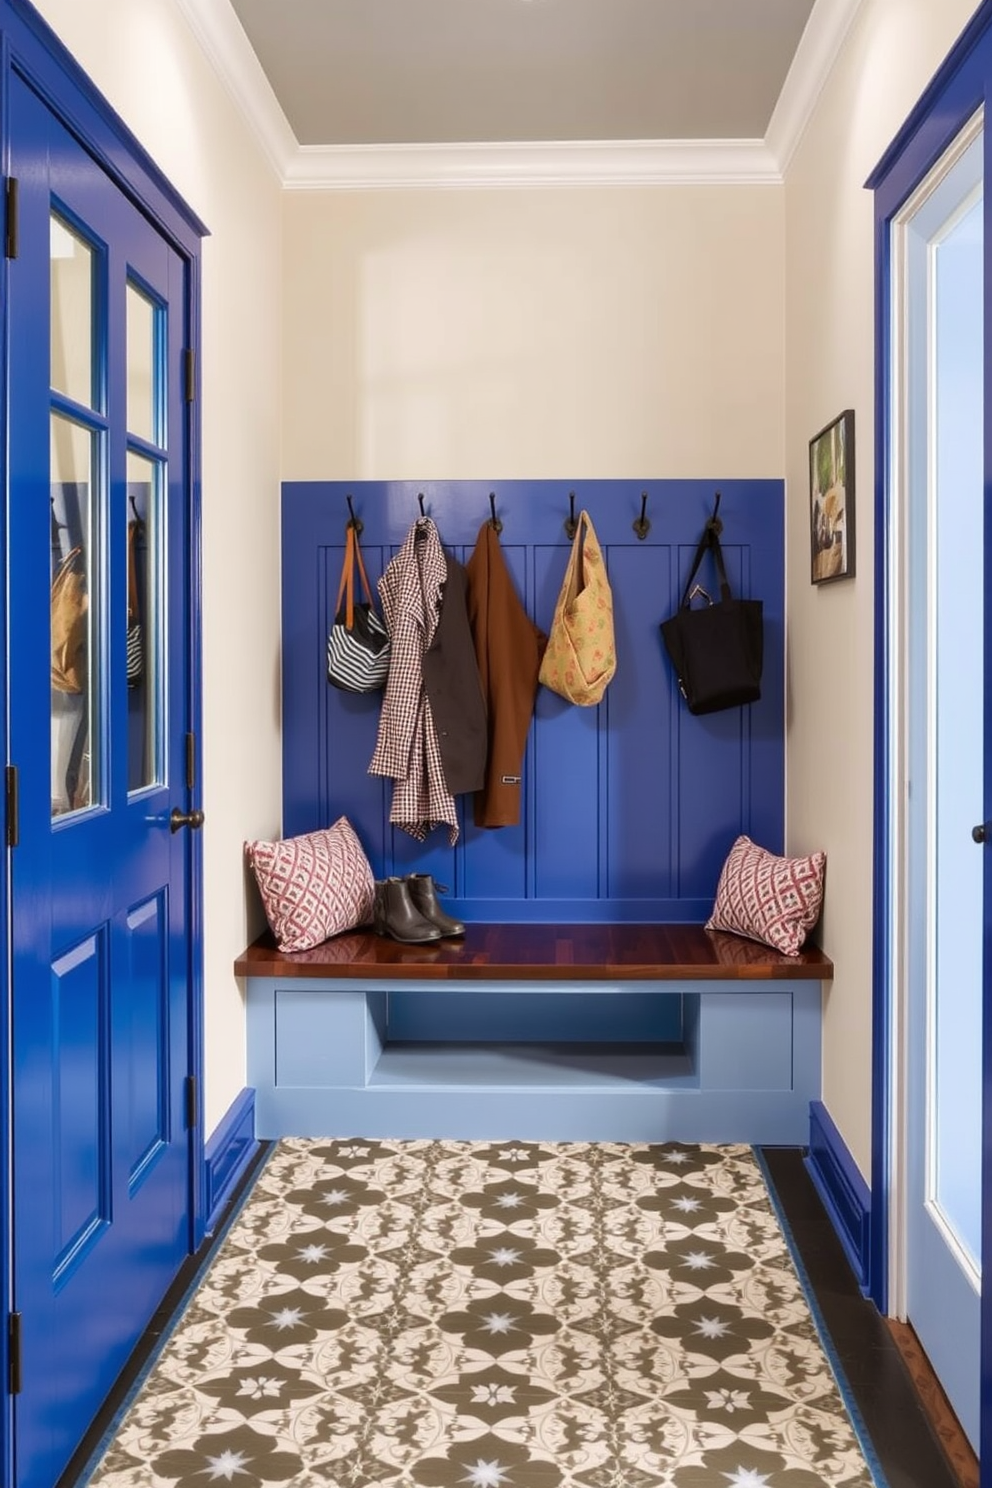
706,835,826,956
245,817,375,952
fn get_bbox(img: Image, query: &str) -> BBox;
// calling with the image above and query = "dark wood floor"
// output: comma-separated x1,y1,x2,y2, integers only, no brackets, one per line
761,1147,976,1488
62,1143,975,1488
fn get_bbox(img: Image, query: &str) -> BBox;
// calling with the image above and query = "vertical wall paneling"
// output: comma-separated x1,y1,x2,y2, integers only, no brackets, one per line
282,481,784,922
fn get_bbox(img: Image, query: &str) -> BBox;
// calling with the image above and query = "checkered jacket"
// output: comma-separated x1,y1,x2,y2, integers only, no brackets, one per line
368,517,458,843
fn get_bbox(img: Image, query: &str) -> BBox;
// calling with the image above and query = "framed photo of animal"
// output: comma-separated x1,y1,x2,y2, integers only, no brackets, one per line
809,409,855,584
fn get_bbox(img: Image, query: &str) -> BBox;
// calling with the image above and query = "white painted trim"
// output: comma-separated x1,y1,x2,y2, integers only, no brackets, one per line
765,0,868,175
283,138,780,191
887,216,910,1317
171,0,298,181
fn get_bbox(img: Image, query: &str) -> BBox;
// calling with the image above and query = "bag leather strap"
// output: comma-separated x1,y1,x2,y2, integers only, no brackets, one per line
127,519,141,624
679,493,733,608
334,524,377,631
352,529,376,608
334,525,355,629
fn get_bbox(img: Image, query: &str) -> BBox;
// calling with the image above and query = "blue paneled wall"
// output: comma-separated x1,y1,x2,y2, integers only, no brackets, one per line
282,480,784,922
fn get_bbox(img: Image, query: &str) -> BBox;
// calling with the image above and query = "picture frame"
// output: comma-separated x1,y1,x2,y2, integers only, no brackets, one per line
809,409,855,584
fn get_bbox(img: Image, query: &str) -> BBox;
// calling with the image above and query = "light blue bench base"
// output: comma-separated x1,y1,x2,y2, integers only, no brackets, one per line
245,976,822,1145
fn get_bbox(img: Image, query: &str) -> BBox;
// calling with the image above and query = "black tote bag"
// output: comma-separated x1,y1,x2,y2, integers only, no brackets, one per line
660,496,763,715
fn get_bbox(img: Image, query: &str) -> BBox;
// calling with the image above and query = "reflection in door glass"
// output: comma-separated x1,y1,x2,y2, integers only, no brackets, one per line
51,415,99,817
50,214,96,410
127,452,161,791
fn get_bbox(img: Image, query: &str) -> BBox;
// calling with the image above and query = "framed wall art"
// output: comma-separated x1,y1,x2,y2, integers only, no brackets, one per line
809,409,855,583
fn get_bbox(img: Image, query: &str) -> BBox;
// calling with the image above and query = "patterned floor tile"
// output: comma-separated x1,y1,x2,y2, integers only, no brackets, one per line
85,1141,878,1488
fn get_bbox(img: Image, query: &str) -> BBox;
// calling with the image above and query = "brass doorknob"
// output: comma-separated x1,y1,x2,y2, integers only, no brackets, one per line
170,807,205,833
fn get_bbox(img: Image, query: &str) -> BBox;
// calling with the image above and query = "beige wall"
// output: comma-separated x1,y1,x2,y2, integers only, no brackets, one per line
31,0,985,1175
33,0,284,1133
283,187,785,481
784,0,978,1178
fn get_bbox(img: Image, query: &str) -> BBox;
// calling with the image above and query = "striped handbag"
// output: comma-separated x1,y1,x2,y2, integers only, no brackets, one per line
326,524,391,693
126,516,144,688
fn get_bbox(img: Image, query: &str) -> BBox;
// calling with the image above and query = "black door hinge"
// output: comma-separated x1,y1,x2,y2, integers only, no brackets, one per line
5,178,18,259
183,348,195,403
6,766,18,848
185,1075,198,1129
8,1312,21,1395
185,732,196,791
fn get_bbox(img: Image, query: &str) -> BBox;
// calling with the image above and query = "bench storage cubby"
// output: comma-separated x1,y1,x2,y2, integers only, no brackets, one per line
237,923,831,1145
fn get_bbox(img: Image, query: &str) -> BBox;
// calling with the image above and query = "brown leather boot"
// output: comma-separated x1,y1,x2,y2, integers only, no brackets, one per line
373,878,442,943
405,874,465,937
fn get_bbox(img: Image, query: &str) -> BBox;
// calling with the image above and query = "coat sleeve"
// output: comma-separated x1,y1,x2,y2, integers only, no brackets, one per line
368,536,423,779
465,523,546,828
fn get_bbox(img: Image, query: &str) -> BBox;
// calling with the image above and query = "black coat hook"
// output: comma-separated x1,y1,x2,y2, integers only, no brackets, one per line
418,492,426,517
489,491,503,535
50,496,67,532
706,490,723,537
632,490,651,541
129,494,145,527
564,491,578,540
346,493,364,536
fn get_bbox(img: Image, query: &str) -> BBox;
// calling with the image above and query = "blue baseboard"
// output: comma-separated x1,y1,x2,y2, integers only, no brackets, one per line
805,1100,872,1294
204,1088,259,1234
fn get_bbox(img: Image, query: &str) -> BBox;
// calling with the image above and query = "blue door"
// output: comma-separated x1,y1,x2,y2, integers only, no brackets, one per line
7,73,196,1488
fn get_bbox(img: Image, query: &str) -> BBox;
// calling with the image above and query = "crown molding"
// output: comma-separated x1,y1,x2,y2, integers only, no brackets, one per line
172,0,297,180
765,0,868,174
284,139,781,190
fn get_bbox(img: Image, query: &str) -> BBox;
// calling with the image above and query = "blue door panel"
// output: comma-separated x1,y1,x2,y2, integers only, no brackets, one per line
282,480,785,923
125,894,169,1188
52,932,109,1269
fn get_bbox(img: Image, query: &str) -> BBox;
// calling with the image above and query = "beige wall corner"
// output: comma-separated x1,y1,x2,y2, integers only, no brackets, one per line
33,0,284,1135
282,185,785,482
784,0,978,1179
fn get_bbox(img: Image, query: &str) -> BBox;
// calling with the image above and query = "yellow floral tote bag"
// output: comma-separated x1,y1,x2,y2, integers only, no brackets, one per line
538,510,616,706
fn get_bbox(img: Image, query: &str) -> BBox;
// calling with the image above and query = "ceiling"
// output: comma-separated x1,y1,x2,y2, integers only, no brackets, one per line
227,0,816,148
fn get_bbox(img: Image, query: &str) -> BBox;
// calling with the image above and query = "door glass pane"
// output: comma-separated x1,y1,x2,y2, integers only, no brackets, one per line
127,451,161,791
930,189,983,1272
50,214,95,410
126,283,157,443
51,415,99,817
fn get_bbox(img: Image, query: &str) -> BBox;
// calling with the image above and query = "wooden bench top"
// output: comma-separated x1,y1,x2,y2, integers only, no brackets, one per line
235,923,833,983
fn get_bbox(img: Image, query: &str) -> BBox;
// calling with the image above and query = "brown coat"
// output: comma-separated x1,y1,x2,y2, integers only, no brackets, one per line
465,521,547,828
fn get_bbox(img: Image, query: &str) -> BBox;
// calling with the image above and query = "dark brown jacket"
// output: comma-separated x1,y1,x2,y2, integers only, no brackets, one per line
465,522,547,828
422,552,488,796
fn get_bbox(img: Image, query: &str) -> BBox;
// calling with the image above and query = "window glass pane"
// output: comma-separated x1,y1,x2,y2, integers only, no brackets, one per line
127,451,162,791
50,214,95,409
51,415,99,817
126,283,157,443
931,193,984,1273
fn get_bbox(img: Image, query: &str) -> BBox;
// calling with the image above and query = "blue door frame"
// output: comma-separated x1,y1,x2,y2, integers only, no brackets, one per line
868,0,992,1471
0,2,206,1481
